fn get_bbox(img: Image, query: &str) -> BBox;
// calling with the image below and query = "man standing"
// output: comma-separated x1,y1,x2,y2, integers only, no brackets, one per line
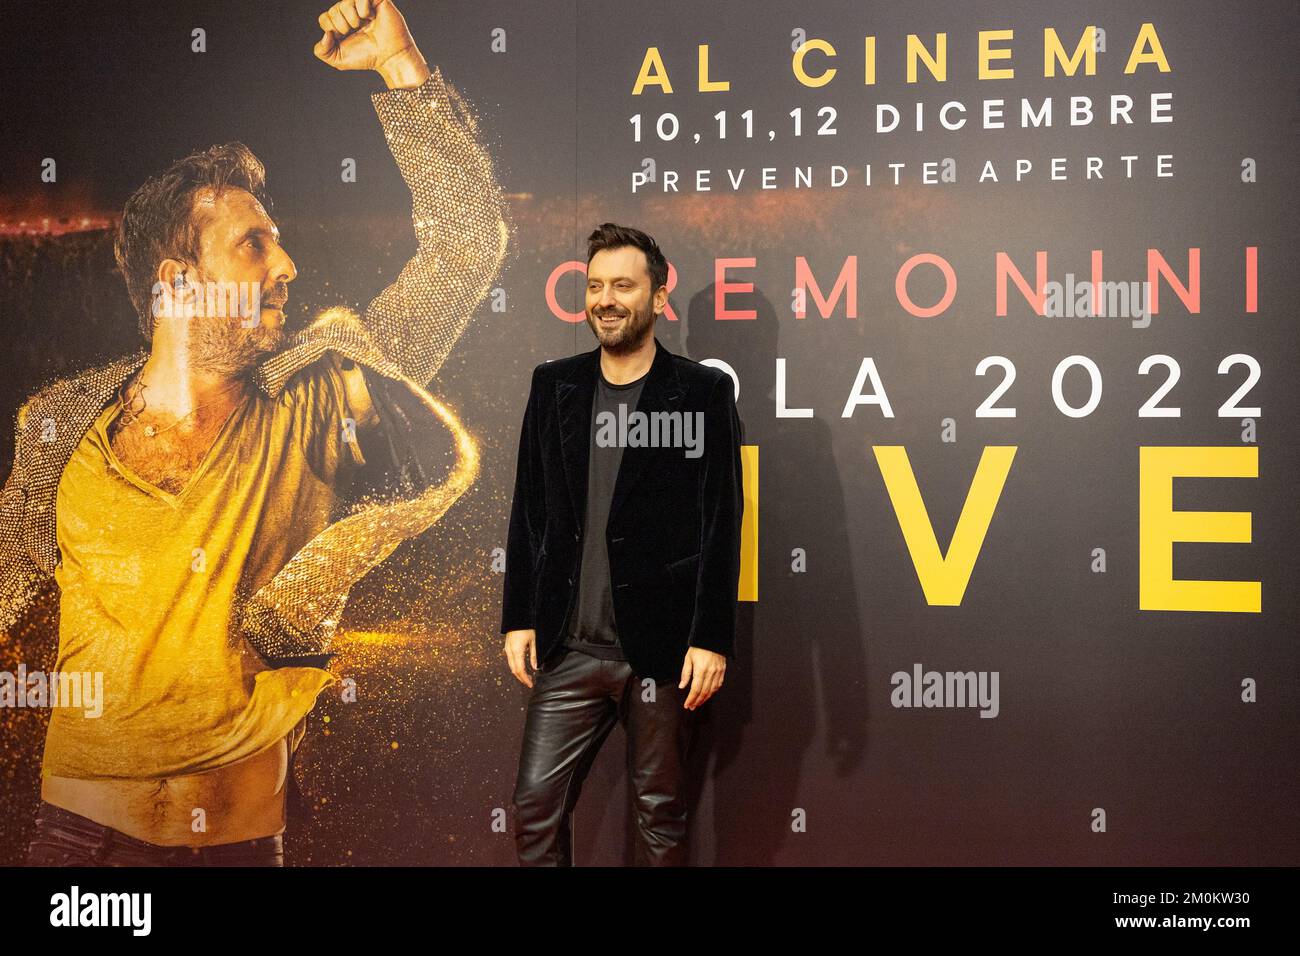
501,223,744,865
4,0,507,865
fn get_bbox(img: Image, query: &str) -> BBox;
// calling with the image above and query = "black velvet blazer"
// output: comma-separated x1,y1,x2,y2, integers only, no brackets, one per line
500,335,744,682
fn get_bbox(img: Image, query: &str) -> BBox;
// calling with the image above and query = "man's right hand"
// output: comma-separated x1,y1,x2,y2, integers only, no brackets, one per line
503,629,538,688
313,0,430,90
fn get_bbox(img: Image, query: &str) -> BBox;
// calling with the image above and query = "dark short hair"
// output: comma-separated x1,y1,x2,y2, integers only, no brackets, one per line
586,222,668,293
114,142,271,342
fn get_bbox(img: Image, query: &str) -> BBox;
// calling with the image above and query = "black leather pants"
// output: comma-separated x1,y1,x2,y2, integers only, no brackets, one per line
512,648,695,866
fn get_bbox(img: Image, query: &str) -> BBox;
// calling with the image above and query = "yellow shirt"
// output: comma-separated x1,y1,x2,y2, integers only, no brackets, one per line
43,357,364,780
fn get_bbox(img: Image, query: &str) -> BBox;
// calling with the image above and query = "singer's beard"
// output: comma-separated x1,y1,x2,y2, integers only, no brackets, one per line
190,311,286,377
587,299,655,354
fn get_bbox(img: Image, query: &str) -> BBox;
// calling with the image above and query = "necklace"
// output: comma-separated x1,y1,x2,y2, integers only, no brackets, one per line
117,376,247,438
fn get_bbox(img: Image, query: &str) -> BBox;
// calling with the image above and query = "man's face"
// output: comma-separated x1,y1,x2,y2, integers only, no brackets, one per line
176,186,297,373
585,246,664,354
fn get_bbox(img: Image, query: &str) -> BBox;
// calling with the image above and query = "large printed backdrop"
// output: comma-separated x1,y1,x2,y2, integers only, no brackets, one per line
0,0,1295,864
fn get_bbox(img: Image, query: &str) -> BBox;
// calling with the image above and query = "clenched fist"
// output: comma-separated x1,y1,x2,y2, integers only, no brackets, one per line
313,0,431,89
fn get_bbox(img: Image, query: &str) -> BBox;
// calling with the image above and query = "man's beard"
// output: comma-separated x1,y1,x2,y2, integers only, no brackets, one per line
190,308,286,377
586,298,655,354
186,273,287,376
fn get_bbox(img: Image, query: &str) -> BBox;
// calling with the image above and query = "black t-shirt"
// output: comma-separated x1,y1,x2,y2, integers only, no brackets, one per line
561,365,648,661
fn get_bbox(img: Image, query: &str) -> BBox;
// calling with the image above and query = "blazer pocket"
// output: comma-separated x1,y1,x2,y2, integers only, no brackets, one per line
663,551,701,631
530,544,549,608
664,551,702,577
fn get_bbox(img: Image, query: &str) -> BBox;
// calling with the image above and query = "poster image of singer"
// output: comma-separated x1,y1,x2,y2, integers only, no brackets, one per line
0,0,511,865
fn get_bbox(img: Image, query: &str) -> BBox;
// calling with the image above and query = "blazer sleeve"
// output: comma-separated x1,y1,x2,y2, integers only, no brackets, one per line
687,374,744,658
500,365,546,634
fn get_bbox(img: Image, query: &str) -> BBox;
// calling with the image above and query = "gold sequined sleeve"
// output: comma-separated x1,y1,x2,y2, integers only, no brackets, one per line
0,402,45,635
364,65,512,387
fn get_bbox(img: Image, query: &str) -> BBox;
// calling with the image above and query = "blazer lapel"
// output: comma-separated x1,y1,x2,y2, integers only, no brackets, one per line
608,337,683,525
556,344,601,527
556,335,685,533
23,350,148,574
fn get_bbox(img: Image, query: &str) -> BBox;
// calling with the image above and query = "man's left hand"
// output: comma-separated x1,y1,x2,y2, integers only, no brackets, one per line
679,647,726,710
